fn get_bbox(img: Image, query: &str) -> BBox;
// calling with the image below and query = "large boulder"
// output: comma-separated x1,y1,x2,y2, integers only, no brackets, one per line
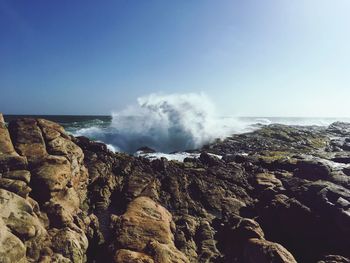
0,217,27,263
8,118,47,161
112,196,189,263
0,189,47,240
0,189,49,262
114,249,154,263
244,238,297,263
51,227,88,263
31,155,72,201
294,159,332,181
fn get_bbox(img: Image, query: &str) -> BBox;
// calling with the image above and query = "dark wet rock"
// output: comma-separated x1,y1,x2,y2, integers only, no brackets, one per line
199,152,222,166
0,154,27,173
317,255,350,263
327,122,350,136
244,238,297,263
294,159,332,181
137,146,156,153
332,156,350,164
343,167,350,176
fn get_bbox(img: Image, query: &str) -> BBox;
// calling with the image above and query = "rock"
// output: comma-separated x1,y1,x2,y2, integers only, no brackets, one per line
0,178,31,197
114,249,154,263
2,116,350,262
255,172,283,190
0,120,17,155
332,156,350,164
38,118,69,140
47,136,84,163
112,196,189,262
8,118,48,161
317,255,350,263
31,155,72,201
45,202,74,227
0,189,49,262
147,240,189,263
237,217,265,240
294,159,332,181
137,146,156,153
112,196,175,250
2,170,31,184
244,238,297,263
199,152,221,166
51,227,88,263
0,154,27,173
0,189,46,238
195,221,220,262
327,122,350,136
0,217,27,263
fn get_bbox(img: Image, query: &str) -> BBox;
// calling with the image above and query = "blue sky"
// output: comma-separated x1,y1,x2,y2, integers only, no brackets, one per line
0,0,349,116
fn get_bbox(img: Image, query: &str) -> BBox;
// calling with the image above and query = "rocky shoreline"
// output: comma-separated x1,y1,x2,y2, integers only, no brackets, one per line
0,113,350,263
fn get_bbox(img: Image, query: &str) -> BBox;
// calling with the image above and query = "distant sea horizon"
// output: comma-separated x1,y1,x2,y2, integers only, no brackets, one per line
4,114,350,154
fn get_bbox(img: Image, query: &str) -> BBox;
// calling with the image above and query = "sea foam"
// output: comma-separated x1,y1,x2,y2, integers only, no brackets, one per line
73,93,243,153
72,93,350,155
108,93,237,153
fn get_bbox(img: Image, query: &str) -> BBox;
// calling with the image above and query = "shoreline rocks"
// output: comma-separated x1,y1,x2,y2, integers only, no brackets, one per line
1,114,350,262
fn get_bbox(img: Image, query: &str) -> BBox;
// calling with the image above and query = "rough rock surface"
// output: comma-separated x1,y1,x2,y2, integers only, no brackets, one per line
1,113,350,263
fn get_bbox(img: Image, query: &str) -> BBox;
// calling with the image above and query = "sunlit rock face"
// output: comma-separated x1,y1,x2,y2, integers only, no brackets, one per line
0,113,350,262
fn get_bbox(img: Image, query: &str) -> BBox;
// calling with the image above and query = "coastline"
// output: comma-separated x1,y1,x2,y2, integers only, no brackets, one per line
1,113,350,262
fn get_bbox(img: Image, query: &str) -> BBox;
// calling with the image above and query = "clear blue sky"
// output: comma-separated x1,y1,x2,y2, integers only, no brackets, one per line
1,0,349,116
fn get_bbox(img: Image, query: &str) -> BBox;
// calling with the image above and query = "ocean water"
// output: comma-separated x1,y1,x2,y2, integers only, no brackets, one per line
4,94,350,157
4,115,350,156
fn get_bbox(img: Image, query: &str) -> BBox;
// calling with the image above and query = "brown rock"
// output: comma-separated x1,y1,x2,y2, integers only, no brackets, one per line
0,218,27,263
0,154,27,173
8,118,47,160
0,189,47,239
31,155,72,200
114,249,154,263
38,118,69,140
114,196,174,251
147,240,189,263
244,238,297,263
0,120,17,155
238,218,265,240
47,136,84,163
255,173,283,190
113,196,189,262
2,170,31,184
0,178,31,198
196,221,220,262
51,227,88,263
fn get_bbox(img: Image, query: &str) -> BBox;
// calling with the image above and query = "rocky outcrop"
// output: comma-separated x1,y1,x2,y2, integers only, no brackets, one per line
112,196,188,263
1,114,350,262
0,115,88,262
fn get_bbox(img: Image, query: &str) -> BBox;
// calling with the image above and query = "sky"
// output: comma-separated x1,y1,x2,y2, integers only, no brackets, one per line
0,0,349,117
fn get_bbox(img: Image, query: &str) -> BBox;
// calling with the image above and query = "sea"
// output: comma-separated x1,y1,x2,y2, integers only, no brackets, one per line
4,114,350,161
3,92,349,161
